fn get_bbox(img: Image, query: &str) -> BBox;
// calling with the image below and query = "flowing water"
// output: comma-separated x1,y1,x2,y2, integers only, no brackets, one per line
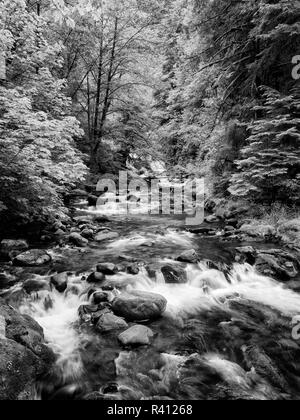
2,197,300,400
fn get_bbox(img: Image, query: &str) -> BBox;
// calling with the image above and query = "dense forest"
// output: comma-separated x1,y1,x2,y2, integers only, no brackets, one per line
0,0,299,234
1,0,300,402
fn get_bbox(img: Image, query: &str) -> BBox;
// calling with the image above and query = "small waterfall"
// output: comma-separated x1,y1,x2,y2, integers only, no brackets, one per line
20,274,88,383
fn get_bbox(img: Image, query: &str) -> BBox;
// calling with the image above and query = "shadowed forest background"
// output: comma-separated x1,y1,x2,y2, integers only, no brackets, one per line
0,0,299,237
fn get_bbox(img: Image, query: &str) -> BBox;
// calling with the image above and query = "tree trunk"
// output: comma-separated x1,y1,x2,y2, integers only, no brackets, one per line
93,17,119,158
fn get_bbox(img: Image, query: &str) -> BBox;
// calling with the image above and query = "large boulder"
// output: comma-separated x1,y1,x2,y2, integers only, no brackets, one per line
112,291,167,321
50,272,68,293
161,265,187,284
255,249,300,280
87,272,106,284
0,300,55,400
95,231,119,242
177,249,199,264
96,263,118,276
0,339,47,400
118,325,154,346
69,233,88,247
241,345,288,391
13,250,52,267
92,291,114,305
95,312,128,333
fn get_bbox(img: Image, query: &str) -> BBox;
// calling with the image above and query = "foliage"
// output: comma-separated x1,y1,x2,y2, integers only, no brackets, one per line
229,87,300,203
153,0,300,204
48,0,164,172
0,0,87,229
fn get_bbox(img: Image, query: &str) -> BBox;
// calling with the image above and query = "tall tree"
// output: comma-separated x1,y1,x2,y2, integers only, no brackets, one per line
0,0,86,230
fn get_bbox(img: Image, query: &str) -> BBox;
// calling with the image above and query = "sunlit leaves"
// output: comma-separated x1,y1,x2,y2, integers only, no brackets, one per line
0,1,87,225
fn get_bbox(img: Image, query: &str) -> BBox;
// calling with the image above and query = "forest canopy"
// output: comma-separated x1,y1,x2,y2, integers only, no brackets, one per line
0,0,299,233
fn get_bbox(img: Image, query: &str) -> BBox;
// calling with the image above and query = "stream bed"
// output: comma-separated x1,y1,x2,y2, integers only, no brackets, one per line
1,199,300,400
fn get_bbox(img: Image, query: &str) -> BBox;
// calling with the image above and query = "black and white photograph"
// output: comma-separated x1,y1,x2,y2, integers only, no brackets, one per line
0,0,300,403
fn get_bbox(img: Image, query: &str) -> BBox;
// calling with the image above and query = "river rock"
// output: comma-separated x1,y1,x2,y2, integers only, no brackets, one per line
255,249,299,280
125,262,140,275
0,272,17,289
70,227,81,234
88,195,98,207
78,304,101,322
81,229,94,240
0,240,29,260
54,229,66,239
52,221,66,232
92,291,114,305
235,246,257,265
50,272,68,293
224,226,236,232
13,250,52,267
73,216,93,225
118,325,154,346
242,345,288,391
112,291,167,321
91,306,113,324
96,312,128,333
94,215,110,223
1,239,29,252
177,249,199,264
189,227,212,235
96,263,118,275
69,233,88,247
23,279,50,294
161,265,187,284
87,272,106,284
226,218,239,228
0,339,48,400
95,231,119,242
205,215,219,223
0,299,55,400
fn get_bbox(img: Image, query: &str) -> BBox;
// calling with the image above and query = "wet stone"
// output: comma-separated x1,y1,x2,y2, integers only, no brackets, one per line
161,265,187,284
177,249,199,264
118,325,154,346
50,272,68,293
87,272,106,284
96,312,128,333
96,263,118,275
